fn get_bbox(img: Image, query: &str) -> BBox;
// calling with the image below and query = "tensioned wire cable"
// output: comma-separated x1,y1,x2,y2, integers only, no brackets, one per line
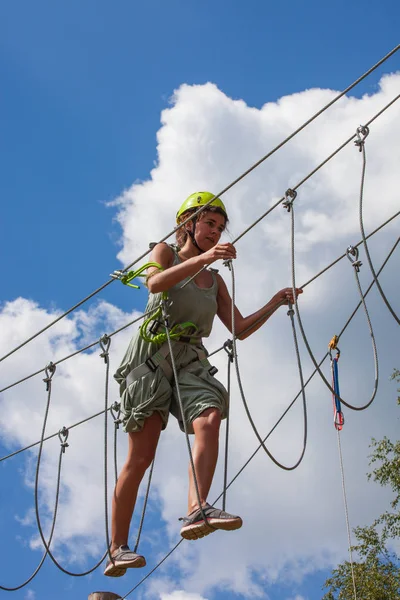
119,236,400,600
182,92,400,287
1,93,399,398
0,45,398,365
2,234,398,592
1,210,399,465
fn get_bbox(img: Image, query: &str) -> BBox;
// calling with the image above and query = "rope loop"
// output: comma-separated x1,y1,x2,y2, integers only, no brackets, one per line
346,245,363,272
99,334,111,363
43,362,56,391
354,124,370,151
283,188,297,212
58,426,69,453
223,339,234,362
110,401,122,429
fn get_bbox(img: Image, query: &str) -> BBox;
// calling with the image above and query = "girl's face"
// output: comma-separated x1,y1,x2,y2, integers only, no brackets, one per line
192,211,226,249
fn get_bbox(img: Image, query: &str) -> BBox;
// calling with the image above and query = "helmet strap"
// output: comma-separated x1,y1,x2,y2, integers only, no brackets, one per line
187,218,205,254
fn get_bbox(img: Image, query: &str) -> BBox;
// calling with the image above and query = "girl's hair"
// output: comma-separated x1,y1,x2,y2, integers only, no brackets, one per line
175,206,229,249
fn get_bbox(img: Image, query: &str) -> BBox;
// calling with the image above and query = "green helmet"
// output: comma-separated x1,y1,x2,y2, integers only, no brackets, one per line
176,191,227,223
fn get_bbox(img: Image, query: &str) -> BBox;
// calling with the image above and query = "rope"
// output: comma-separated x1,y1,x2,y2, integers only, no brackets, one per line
226,259,308,470
0,438,63,591
2,228,398,468
336,430,358,600
287,194,379,411
34,364,108,577
0,305,161,394
133,457,156,553
100,335,113,564
115,238,400,599
222,341,234,511
1,49,398,364
161,299,212,528
356,126,400,325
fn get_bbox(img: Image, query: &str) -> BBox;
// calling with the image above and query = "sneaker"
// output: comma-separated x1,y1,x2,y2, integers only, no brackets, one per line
179,503,243,540
104,545,146,577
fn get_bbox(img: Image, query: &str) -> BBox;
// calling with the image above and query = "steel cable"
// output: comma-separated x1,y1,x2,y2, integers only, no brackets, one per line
227,260,308,470
1,48,398,365
118,237,399,599
288,198,379,411
357,130,400,325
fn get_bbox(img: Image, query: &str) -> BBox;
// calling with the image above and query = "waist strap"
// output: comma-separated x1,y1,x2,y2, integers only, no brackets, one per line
125,341,217,388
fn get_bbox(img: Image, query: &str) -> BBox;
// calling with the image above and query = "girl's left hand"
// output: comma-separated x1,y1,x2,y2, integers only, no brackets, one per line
275,287,303,305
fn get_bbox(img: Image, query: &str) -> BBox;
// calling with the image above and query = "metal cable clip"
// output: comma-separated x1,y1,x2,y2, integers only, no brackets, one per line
354,125,370,152
346,245,362,272
223,259,233,270
110,270,124,280
58,426,69,453
100,334,111,362
43,362,56,391
287,301,295,317
283,189,297,212
223,339,234,362
110,401,122,429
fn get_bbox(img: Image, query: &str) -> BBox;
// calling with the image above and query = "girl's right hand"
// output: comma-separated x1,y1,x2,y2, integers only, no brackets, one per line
201,243,237,265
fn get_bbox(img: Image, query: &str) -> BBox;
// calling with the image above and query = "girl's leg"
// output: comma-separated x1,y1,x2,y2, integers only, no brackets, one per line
187,407,221,513
111,411,163,553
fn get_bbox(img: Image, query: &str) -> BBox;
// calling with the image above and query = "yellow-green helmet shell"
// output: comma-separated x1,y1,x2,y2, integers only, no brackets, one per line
176,191,227,223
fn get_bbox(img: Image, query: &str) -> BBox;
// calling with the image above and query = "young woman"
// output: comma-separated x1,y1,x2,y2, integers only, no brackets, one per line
105,191,302,577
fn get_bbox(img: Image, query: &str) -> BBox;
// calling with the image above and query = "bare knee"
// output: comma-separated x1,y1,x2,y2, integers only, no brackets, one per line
124,449,155,475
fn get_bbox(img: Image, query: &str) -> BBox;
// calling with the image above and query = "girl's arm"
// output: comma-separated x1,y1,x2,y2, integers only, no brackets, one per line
216,274,302,340
146,242,236,293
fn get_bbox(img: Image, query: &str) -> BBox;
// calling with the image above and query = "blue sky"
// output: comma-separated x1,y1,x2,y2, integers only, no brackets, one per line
1,2,400,600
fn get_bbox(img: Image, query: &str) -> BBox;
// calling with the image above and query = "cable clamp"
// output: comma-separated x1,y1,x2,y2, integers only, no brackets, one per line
346,245,362,272
110,270,124,281
283,189,297,212
223,259,233,270
100,334,111,363
354,125,369,152
286,301,295,317
58,426,69,453
110,401,122,429
43,362,56,391
223,339,234,362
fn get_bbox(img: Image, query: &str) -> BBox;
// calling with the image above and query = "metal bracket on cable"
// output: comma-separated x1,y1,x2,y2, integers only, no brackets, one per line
223,259,232,270
346,245,363,272
354,125,369,152
43,362,56,391
58,426,69,453
223,339,234,363
282,189,297,212
287,301,295,318
110,401,122,429
99,334,111,363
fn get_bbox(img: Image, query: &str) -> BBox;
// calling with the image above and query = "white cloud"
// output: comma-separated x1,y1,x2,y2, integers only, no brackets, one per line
1,74,400,598
24,590,36,600
160,592,208,600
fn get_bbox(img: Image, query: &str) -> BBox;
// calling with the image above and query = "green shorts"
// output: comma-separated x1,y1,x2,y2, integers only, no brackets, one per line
117,343,229,435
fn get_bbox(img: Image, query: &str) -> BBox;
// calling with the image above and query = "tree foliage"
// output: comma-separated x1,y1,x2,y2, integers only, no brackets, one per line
322,370,400,599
